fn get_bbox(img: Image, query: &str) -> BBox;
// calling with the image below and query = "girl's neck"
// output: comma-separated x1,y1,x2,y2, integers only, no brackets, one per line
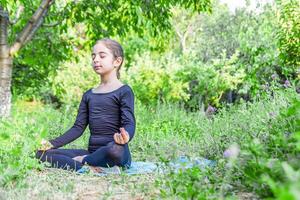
100,72,119,85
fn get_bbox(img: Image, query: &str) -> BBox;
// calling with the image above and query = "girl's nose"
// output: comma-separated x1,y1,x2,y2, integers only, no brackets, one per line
93,54,101,62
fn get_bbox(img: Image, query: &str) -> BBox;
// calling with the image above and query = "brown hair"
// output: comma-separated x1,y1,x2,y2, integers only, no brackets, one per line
95,38,124,79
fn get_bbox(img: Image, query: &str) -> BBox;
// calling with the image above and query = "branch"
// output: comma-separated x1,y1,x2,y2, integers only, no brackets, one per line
173,23,183,39
10,0,54,56
9,6,24,25
42,21,59,27
182,18,195,42
24,7,49,43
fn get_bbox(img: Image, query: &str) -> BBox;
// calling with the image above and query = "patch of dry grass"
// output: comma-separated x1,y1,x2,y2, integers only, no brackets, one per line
2,168,160,200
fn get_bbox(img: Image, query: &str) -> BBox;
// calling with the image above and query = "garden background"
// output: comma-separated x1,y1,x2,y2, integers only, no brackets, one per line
0,0,299,199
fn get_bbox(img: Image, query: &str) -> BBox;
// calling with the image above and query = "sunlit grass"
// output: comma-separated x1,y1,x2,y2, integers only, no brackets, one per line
0,88,298,199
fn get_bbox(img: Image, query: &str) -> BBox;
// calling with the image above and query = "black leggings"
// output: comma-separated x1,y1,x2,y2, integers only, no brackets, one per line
35,141,131,171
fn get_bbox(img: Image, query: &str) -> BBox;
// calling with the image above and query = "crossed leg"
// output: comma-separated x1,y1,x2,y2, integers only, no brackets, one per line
36,141,131,171
82,141,131,168
35,149,90,171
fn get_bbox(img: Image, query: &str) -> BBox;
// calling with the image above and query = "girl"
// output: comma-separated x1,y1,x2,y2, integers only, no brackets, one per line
36,38,135,173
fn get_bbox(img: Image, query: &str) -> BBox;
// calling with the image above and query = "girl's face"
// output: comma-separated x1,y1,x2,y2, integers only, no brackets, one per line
91,42,121,76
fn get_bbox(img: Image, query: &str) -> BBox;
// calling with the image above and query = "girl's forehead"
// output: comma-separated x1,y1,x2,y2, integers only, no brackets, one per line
93,42,111,53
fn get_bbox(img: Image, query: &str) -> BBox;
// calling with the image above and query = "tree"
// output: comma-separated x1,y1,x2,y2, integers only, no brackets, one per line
0,0,54,118
276,0,300,77
0,0,212,118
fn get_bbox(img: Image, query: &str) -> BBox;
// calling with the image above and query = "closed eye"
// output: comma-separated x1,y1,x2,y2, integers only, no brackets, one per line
92,52,107,59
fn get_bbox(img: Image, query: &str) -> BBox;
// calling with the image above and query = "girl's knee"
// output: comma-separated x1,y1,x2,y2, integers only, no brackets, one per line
35,150,44,159
35,149,52,160
107,144,124,162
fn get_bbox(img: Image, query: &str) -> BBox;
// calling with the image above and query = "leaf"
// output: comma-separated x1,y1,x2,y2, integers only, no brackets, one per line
282,162,298,182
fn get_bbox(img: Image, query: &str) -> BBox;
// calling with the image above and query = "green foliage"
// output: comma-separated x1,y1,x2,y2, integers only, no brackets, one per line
4,1,73,100
261,97,300,199
276,0,300,76
124,52,190,105
263,162,300,200
3,0,211,101
60,0,211,44
223,89,300,198
51,52,98,106
1,83,299,200
1,1,299,197
169,2,297,99
12,37,72,101
50,46,246,108
157,167,217,199
122,50,245,108
180,2,240,61
155,88,299,199
0,99,90,186
0,101,54,186
237,4,280,95
177,51,246,108
6,0,298,109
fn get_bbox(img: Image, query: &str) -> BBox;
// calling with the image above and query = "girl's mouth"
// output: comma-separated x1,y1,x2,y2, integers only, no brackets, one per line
94,65,102,69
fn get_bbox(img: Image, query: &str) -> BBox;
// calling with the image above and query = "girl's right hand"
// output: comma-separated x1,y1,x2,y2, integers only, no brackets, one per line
113,127,130,145
39,139,53,151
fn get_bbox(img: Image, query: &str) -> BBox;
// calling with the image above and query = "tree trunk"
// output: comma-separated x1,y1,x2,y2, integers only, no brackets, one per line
0,1,52,118
0,8,12,118
0,57,12,118
227,90,233,103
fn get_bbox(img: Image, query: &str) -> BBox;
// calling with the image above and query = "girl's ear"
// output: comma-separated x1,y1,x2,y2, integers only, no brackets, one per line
114,57,123,67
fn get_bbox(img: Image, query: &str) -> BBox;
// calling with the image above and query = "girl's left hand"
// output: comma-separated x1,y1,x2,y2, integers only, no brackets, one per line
114,127,130,145
39,139,53,151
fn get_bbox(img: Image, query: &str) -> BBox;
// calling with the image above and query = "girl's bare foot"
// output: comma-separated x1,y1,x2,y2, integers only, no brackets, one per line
88,166,103,173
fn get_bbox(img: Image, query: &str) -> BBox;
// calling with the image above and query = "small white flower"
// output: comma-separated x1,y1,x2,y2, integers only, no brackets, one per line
223,144,240,159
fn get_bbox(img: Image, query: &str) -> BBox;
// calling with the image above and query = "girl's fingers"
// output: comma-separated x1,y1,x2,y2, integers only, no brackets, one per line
121,132,129,143
40,140,53,151
118,134,125,144
113,133,119,144
120,128,129,143
115,129,129,144
114,133,124,144
40,139,47,149
120,127,125,133
120,128,126,136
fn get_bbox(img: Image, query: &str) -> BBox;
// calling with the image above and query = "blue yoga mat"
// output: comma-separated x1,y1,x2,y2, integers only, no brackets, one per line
76,156,216,176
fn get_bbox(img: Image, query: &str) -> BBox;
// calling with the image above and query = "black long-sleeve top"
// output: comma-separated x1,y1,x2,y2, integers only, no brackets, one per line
49,84,135,152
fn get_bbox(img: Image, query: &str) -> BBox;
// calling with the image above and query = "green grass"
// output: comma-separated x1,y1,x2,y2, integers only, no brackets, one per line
0,88,299,199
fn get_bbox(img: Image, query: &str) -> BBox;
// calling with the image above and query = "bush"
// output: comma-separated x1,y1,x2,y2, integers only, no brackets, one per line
276,0,300,76
156,88,299,199
124,51,246,109
51,53,99,106
0,101,58,186
176,51,246,109
124,52,190,105
0,99,91,186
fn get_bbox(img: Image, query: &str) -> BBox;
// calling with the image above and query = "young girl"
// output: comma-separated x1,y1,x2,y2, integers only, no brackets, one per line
36,38,135,173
